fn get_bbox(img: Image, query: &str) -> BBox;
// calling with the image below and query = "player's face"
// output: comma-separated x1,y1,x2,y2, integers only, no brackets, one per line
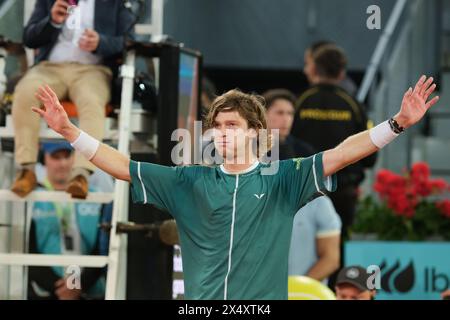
213,111,257,161
266,99,295,141
335,284,374,300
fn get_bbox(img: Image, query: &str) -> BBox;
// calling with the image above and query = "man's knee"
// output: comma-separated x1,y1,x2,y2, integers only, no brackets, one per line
12,83,42,117
76,93,109,108
13,74,49,104
71,88,111,115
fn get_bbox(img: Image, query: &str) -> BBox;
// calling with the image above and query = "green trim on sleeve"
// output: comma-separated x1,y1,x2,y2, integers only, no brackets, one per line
129,160,145,204
313,152,337,194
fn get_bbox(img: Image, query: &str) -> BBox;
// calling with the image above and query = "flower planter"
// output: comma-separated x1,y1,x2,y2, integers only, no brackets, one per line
352,162,450,238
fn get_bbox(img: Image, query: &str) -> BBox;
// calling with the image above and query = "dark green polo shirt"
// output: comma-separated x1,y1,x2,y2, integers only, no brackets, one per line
129,152,336,299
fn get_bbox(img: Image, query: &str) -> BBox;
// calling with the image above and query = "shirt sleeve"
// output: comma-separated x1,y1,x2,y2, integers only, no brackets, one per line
281,152,337,212
129,160,184,214
313,197,342,238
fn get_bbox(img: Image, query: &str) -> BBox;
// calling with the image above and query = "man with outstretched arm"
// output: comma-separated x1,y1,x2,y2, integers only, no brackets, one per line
32,76,438,299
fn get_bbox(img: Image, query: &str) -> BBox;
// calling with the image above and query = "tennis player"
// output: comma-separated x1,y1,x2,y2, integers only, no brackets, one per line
32,75,438,299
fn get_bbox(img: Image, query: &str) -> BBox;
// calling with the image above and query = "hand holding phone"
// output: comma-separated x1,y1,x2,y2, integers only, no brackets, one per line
51,0,70,25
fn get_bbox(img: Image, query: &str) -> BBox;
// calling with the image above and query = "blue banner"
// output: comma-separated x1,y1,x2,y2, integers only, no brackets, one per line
345,241,450,300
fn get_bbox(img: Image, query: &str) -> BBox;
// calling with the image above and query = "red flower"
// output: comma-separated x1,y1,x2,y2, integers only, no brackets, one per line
410,163,432,196
373,163,448,220
387,191,417,218
411,162,430,182
413,180,432,197
374,169,406,198
437,200,450,218
429,179,448,194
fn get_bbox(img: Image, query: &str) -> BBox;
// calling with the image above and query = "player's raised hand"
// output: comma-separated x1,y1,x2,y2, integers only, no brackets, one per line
32,85,73,136
394,75,439,129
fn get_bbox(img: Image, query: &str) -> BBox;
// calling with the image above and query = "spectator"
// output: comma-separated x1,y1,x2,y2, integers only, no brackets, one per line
288,197,341,284
263,89,341,284
291,44,377,287
335,266,377,300
304,40,358,97
11,0,133,199
28,142,109,300
263,89,315,159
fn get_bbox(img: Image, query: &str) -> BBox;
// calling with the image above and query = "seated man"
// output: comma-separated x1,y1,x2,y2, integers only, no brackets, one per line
335,266,377,300
263,89,341,284
28,142,108,300
11,0,133,198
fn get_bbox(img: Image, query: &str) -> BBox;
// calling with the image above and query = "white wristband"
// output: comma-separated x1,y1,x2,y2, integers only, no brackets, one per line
369,120,399,149
70,131,100,160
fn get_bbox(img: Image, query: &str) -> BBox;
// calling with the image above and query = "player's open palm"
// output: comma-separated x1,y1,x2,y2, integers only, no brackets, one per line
32,85,71,135
397,75,439,128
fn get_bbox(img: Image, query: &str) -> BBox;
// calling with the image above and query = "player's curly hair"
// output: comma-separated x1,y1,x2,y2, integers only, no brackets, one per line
204,89,273,157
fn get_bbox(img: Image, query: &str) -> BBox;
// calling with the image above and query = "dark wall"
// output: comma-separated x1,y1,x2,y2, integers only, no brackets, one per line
164,0,396,70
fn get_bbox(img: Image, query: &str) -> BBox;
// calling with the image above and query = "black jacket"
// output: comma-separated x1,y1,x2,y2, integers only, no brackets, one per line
278,135,316,160
23,0,134,69
291,83,377,187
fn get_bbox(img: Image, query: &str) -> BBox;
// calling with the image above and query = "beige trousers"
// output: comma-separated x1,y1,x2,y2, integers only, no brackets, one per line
12,61,112,171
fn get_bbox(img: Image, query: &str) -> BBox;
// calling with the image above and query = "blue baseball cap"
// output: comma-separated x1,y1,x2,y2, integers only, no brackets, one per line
41,142,73,155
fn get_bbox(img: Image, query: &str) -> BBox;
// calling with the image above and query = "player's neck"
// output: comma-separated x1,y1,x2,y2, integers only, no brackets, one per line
222,155,259,174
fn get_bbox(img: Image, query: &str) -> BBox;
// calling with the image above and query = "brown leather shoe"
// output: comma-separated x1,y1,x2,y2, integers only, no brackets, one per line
66,174,89,199
11,169,37,197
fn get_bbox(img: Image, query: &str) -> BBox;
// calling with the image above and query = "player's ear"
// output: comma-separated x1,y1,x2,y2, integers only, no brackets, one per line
310,63,318,77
